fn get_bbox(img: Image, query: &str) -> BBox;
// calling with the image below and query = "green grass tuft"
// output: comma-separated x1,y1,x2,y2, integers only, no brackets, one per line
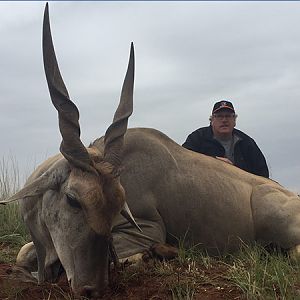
226,242,300,299
0,156,30,263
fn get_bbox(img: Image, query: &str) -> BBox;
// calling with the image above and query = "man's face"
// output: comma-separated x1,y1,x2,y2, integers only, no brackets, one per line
211,109,236,138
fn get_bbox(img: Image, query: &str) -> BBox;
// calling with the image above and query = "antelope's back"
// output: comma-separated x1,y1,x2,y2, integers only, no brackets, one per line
93,127,272,253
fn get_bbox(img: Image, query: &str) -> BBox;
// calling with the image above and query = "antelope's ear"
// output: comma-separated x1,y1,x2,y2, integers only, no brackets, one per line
0,159,70,205
0,176,52,205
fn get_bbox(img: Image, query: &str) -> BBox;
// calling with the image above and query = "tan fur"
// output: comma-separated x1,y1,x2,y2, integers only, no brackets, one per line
66,160,125,235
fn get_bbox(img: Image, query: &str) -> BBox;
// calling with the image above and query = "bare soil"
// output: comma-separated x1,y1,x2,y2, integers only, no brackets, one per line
0,260,244,300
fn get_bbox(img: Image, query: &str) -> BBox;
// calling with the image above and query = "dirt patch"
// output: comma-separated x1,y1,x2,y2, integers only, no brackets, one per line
0,263,71,300
0,261,244,300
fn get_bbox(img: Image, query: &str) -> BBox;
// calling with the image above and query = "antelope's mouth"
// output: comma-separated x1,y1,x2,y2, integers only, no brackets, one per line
70,278,107,299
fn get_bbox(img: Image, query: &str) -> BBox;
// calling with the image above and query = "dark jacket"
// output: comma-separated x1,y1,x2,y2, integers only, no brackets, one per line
182,126,269,178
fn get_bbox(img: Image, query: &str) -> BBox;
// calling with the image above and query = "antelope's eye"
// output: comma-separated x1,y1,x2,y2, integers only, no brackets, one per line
66,194,81,209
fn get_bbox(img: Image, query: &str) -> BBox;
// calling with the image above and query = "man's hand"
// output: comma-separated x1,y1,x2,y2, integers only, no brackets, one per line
216,156,233,165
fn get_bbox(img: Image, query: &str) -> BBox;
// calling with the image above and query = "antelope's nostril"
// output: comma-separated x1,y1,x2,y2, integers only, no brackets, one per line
80,285,101,298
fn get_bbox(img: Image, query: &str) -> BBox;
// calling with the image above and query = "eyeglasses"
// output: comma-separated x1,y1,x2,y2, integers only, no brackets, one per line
213,113,235,120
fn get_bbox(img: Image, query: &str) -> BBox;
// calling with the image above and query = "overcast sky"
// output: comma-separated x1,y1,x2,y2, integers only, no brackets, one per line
1,1,300,193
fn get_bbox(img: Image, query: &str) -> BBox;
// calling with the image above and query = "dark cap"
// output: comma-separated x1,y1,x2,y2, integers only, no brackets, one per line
212,100,235,114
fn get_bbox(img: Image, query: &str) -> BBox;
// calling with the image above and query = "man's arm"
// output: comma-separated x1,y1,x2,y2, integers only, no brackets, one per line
251,141,269,178
182,131,201,152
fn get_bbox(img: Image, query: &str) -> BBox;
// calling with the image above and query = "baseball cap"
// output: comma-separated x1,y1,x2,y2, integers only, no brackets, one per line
212,100,235,114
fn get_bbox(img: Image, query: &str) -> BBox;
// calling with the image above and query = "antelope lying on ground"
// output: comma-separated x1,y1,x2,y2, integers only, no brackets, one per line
2,3,300,298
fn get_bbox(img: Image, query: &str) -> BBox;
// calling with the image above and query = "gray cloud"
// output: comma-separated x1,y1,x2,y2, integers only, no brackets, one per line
1,1,300,192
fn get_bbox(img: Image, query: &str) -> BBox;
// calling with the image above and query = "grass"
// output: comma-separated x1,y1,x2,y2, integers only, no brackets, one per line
226,243,300,299
172,241,300,300
170,283,195,300
0,156,29,263
0,156,20,201
0,206,29,264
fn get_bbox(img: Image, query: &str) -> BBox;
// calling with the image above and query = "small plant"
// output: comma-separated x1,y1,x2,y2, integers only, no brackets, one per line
170,283,195,300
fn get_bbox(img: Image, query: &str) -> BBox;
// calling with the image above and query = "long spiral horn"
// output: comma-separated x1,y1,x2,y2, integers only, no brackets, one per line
43,3,94,172
104,43,134,171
